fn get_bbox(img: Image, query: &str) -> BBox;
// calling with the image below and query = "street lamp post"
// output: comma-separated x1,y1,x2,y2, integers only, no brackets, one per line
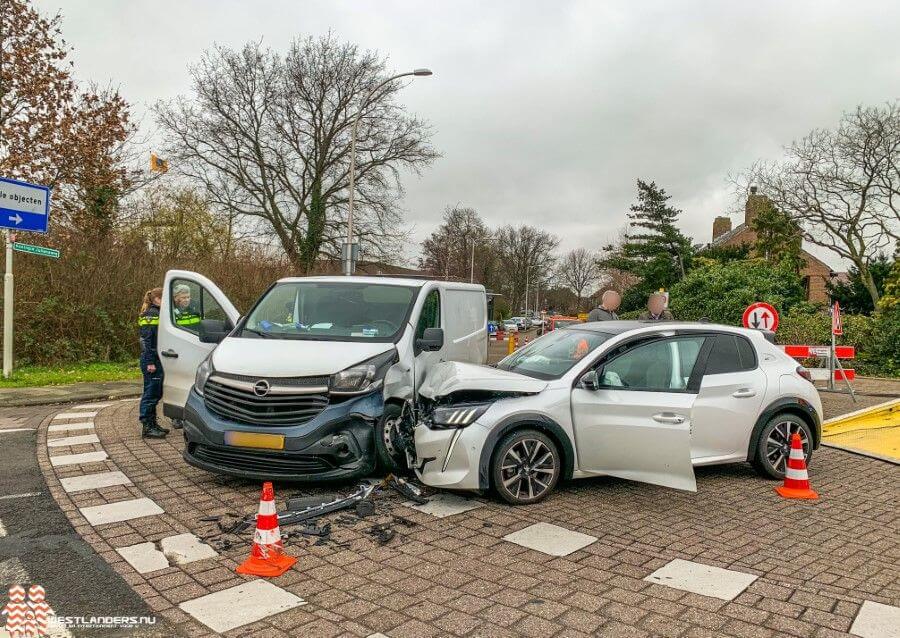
469,235,498,283
344,68,433,276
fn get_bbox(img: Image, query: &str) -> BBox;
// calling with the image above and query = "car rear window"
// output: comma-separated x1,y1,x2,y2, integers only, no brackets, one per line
705,334,757,374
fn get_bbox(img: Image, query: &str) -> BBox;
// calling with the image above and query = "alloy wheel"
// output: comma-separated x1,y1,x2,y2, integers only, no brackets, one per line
765,420,810,474
499,438,556,501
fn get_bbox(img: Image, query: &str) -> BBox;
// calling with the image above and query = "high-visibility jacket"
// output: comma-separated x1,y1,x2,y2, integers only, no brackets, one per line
174,305,201,328
139,304,160,366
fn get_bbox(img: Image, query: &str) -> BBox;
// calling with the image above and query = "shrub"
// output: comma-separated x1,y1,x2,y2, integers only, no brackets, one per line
668,259,806,324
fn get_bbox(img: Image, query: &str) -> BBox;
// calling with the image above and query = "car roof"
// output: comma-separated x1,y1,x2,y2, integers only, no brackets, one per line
570,320,768,339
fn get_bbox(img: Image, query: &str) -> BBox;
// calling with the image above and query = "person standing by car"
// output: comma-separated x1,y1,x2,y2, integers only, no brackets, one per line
587,290,621,321
138,288,169,439
639,292,674,321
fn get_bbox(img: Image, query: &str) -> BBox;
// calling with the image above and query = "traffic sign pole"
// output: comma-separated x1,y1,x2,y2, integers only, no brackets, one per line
3,229,13,378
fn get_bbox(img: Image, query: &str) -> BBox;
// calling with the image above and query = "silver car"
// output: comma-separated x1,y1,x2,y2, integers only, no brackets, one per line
410,322,822,505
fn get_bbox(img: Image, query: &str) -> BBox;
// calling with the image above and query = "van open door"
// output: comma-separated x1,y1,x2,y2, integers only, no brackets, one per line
158,270,239,419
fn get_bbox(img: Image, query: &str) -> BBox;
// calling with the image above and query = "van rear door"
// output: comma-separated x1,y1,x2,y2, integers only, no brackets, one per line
158,270,239,419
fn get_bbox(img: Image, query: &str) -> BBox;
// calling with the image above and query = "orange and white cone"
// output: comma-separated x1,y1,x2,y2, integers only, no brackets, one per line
775,432,818,500
236,481,297,577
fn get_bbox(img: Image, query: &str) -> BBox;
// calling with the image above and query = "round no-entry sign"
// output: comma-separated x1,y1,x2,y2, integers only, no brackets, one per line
742,302,779,332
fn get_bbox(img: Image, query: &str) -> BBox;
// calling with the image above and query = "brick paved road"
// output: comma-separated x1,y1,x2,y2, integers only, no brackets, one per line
33,399,899,637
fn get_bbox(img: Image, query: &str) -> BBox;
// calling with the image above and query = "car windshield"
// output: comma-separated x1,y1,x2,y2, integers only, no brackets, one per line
241,282,418,341
496,328,613,379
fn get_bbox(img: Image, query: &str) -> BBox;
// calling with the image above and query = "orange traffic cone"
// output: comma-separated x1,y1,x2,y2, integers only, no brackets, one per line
775,433,819,500
236,482,297,577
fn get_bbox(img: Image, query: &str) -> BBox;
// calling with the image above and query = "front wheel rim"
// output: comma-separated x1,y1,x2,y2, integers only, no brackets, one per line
499,438,556,500
765,421,809,474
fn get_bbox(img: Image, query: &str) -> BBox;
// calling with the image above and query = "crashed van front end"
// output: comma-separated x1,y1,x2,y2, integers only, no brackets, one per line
410,361,547,491
181,341,398,482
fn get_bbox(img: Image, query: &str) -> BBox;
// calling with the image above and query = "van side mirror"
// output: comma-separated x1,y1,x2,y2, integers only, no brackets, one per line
415,327,444,353
199,319,230,344
579,369,600,391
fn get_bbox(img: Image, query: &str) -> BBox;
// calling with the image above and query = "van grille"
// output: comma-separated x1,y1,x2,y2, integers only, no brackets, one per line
203,377,329,426
191,444,334,475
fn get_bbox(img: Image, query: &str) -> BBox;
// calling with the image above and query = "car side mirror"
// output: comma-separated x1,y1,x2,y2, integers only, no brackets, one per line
199,319,230,344
580,369,600,391
415,327,444,353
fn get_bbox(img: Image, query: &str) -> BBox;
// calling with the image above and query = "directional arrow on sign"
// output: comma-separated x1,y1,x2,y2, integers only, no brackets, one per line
9,213,22,225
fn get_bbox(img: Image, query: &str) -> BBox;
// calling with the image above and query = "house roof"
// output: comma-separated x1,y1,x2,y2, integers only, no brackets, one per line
711,222,751,246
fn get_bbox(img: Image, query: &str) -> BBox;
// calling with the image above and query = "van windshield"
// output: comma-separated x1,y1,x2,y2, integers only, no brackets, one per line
241,282,419,341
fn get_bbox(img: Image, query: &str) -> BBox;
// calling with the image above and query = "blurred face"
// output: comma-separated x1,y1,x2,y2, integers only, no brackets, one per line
648,296,666,315
175,292,191,309
153,295,162,307
603,292,621,311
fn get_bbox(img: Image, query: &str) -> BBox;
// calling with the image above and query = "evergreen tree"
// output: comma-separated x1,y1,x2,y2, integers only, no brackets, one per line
598,180,694,308
750,200,803,269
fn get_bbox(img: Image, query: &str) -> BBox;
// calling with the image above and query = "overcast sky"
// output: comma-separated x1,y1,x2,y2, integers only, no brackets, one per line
34,0,900,268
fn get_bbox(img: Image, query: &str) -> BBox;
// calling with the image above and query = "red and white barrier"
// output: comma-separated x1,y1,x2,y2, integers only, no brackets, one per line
782,345,855,359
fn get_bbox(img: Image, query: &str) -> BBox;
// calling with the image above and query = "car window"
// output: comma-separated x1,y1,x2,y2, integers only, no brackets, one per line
736,336,758,369
415,289,441,340
600,336,706,391
170,279,204,334
497,328,613,379
243,282,417,341
705,334,757,374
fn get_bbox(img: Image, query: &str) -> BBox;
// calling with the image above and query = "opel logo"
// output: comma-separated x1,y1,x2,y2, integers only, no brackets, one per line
253,380,270,397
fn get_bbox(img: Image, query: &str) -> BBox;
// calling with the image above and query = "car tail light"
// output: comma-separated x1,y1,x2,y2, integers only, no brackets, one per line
796,366,813,382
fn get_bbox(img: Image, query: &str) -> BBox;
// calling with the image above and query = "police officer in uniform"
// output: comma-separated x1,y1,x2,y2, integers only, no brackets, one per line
138,288,169,439
172,284,201,329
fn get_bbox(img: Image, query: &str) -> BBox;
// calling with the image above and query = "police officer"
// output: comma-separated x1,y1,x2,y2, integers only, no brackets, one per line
172,284,201,329
138,288,169,439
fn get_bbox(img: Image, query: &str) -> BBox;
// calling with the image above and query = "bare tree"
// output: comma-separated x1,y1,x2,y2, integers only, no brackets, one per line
556,248,598,312
154,35,438,273
493,225,559,313
419,206,491,280
748,103,900,305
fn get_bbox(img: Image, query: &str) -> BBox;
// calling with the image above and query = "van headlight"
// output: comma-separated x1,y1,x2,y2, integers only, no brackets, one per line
194,356,214,396
429,404,491,429
330,350,398,395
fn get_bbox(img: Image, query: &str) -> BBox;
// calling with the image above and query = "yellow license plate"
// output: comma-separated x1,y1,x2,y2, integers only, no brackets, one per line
224,431,285,450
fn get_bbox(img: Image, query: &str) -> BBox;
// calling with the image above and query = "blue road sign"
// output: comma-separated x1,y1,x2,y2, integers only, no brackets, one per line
0,177,51,233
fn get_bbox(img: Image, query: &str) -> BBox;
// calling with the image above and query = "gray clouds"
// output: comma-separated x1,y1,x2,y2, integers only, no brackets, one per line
35,0,900,265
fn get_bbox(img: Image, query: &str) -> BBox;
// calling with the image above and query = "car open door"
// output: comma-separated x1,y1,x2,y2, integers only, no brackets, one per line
571,335,708,492
158,270,239,419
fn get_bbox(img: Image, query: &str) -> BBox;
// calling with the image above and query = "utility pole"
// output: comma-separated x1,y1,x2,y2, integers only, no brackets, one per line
3,230,13,378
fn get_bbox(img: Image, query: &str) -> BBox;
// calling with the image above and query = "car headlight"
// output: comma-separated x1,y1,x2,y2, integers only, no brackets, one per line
330,349,398,395
429,403,491,429
194,356,214,396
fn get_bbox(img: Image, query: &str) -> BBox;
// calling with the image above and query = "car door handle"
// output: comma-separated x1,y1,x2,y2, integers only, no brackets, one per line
652,413,685,424
160,349,179,358
733,388,756,398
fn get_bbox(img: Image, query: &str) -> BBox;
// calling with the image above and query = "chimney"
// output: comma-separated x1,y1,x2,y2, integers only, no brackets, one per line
712,216,732,241
745,185,767,226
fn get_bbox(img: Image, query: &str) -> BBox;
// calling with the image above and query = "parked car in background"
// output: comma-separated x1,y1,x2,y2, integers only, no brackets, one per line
411,321,822,505
502,319,519,333
511,316,529,331
157,271,488,482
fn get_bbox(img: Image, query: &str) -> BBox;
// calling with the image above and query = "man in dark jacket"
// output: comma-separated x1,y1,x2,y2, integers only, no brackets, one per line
587,290,621,321
138,289,169,439
638,292,674,321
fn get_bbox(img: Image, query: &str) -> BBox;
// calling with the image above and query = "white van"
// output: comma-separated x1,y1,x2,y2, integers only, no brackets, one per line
157,270,487,481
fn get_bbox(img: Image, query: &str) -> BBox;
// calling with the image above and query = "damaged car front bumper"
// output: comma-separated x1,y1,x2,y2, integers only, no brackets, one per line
410,420,489,491
182,388,383,482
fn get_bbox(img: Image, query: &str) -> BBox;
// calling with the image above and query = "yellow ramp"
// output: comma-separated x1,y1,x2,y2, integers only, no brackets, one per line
821,399,900,463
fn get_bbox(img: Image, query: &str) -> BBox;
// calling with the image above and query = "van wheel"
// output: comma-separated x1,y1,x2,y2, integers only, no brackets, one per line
492,429,560,505
375,403,407,473
752,413,813,480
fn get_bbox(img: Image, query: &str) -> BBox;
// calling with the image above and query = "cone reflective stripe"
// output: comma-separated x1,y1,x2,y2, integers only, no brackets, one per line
775,433,819,499
236,481,297,577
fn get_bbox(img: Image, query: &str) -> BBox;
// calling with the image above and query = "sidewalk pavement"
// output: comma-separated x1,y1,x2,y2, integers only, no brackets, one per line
0,379,142,407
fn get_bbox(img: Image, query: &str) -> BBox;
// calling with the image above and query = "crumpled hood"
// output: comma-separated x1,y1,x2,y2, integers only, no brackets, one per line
419,361,548,399
212,337,394,377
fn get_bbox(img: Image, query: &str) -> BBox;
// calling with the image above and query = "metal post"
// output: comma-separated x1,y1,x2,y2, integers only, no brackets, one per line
829,324,835,391
523,267,529,325
470,239,475,283
3,230,13,379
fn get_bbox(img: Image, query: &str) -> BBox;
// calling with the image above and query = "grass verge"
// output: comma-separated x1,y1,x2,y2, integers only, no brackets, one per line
0,361,140,388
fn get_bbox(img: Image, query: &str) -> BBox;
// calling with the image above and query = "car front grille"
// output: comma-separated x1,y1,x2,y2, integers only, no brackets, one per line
191,444,334,475
203,374,329,426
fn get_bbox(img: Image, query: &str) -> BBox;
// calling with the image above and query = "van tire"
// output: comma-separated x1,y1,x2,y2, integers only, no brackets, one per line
375,403,407,473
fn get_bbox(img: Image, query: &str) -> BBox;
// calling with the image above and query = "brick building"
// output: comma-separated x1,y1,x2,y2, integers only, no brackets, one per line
710,187,834,303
